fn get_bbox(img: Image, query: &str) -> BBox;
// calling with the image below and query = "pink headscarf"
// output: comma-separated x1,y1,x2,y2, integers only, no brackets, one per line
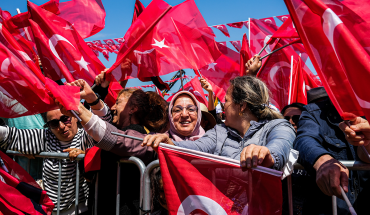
168,91,205,141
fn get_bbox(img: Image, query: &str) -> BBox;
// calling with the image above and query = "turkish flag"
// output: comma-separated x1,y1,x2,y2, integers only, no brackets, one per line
103,39,118,50
102,49,110,61
227,21,244,29
245,18,278,57
158,144,283,215
114,37,125,44
267,16,299,44
28,1,106,85
259,17,278,29
276,15,290,22
199,42,240,102
132,0,145,23
58,0,106,39
0,40,59,118
106,0,220,83
240,33,252,76
212,24,230,37
289,57,308,104
229,40,241,52
0,151,54,215
285,0,370,119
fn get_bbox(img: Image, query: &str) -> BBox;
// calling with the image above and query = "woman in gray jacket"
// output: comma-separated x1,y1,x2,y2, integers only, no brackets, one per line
143,76,296,171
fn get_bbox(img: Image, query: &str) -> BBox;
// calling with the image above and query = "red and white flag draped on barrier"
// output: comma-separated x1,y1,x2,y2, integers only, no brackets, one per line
245,18,278,57
28,1,106,85
285,0,370,119
258,39,318,110
105,0,220,84
158,144,283,215
229,40,241,52
212,24,230,37
227,21,244,29
167,76,208,107
58,0,106,38
240,33,252,76
276,14,290,22
199,42,240,103
0,151,54,214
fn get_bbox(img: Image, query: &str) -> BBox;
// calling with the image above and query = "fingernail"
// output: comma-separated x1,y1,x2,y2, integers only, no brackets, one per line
241,161,246,167
247,164,251,168
253,162,257,166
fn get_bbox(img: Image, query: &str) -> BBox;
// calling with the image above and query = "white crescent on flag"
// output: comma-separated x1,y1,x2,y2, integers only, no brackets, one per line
1,58,10,73
177,195,227,215
49,34,76,62
269,61,291,89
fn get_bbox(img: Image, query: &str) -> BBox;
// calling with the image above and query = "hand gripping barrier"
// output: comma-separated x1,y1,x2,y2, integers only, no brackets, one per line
5,150,84,215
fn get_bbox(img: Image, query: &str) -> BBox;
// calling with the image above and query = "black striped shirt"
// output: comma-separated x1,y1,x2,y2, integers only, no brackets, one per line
0,127,94,211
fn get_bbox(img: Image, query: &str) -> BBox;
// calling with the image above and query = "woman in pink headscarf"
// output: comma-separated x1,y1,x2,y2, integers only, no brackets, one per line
168,91,205,141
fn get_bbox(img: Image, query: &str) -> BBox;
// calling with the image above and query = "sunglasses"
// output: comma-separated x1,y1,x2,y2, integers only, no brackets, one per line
284,115,300,124
44,115,72,129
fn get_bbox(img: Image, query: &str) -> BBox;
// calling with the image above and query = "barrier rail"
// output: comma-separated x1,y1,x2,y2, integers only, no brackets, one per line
5,150,370,215
5,150,84,215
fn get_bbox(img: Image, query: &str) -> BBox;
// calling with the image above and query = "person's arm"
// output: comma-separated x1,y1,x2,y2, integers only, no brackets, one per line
0,126,45,154
295,110,349,198
200,78,215,111
264,121,296,170
142,128,218,154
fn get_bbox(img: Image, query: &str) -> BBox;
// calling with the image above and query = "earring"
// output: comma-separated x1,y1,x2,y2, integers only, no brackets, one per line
239,112,243,116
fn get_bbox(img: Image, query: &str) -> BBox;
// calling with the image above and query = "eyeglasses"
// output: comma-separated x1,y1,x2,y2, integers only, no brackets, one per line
284,115,300,125
172,105,198,116
44,115,72,129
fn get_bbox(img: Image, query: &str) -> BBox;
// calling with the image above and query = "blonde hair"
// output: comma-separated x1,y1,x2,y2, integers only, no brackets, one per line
229,76,283,120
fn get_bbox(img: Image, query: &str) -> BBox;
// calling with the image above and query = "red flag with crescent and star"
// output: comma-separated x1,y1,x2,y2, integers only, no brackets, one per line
27,0,105,85
105,0,220,84
158,144,283,215
285,0,370,120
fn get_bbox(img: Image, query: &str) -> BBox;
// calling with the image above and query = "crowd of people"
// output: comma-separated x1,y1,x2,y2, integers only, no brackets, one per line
1,55,369,215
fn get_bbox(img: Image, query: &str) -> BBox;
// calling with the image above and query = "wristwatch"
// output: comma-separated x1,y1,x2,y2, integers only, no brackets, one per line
87,94,101,106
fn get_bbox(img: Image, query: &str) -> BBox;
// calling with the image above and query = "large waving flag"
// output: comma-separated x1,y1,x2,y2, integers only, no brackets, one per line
158,144,283,215
0,151,54,215
285,0,370,119
240,33,252,76
28,0,105,84
199,42,240,103
105,0,220,83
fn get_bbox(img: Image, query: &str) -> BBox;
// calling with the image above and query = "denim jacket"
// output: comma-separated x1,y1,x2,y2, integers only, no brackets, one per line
174,119,295,171
294,99,370,215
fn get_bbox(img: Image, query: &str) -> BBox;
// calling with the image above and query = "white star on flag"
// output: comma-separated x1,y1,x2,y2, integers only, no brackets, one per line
63,24,74,31
207,62,217,70
75,56,90,71
152,38,169,48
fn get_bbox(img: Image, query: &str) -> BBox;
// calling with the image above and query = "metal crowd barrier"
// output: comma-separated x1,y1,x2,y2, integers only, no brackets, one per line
6,149,370,215
6,150,84,215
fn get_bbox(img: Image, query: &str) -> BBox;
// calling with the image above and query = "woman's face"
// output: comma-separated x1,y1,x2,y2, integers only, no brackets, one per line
224,86,240,128
171,94,198,137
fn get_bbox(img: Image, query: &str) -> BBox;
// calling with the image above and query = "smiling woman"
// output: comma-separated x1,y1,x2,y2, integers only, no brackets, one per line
168,91,205,141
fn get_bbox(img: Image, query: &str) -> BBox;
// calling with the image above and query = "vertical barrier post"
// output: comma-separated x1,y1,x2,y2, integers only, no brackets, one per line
142,160,160,214
75,161,80,215
116,162,121,215
57,160,61,215
27,158,31,173
287,175,293,215
332,196,337,215
94,172,99,215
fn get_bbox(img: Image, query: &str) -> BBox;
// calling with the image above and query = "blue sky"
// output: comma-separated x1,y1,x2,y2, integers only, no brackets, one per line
1,0,295,97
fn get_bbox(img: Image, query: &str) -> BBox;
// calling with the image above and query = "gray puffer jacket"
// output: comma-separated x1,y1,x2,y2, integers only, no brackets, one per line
174,119,295,170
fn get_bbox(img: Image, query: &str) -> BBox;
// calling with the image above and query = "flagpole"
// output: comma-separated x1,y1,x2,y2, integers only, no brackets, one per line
260,42,294,60
258,43,268,55
248,18,251,49
180,70,184,91
340,186,357,215
288,55,293,105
